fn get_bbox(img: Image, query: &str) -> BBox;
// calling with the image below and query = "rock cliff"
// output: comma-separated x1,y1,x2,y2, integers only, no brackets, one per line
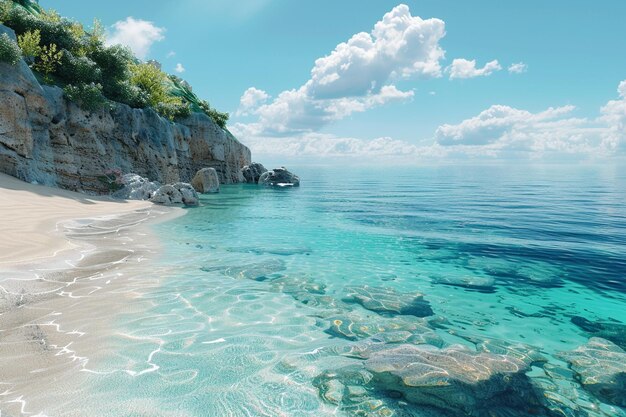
0,24,251,194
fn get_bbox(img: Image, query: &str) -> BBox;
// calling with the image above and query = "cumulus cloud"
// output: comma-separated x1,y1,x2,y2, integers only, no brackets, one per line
434,79,626,157
175,63,185,73
448,58,502,79
106,17,165,59
236,4,444,136
508,62,527,74
232,79,626,162
236,87,270,116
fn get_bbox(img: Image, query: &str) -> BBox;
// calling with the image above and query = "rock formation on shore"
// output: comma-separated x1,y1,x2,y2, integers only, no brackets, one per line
0,24,251,194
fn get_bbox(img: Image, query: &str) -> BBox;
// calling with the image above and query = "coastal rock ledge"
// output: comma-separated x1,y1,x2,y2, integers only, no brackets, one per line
0,25,250,194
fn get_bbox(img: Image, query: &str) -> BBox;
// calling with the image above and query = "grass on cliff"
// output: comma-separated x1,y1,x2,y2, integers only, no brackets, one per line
0,0,229,127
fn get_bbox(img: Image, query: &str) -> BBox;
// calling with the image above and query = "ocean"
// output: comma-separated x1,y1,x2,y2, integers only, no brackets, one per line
42,165,626,416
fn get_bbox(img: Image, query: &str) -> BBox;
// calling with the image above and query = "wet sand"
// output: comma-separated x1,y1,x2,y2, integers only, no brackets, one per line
0,174,183,416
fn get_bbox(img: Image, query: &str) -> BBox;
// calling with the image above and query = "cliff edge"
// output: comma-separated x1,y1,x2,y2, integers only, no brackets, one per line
0,24,251,194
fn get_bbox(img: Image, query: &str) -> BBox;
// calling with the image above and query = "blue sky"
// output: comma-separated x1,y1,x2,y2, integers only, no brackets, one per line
41,0,626,163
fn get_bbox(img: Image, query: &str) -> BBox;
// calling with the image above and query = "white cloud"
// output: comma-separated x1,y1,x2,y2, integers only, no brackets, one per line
175,63,185,73
508,62,527,74
236,87,270,116
166,51,176,58
433,79,626,157
448,58,502,79
106,17,165,60
236,4,444,136
233,79,626,162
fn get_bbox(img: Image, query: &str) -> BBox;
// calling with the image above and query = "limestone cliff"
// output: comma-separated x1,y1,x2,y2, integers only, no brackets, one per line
0,25,251,194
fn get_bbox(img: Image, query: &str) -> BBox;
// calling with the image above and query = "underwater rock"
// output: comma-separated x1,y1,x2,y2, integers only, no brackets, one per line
324,313,443,347
343,285,433,317
226,245,311,256
259,167,300,187
571,316,626,350
362,343,543,416
191,167,220,193
241,162,268,184
269,276,326,296
150,183,199,206
432,275,496,292
532,362,626,417
203,259,286,281
112,173,160,200
558,337,626,407
452,332,547,365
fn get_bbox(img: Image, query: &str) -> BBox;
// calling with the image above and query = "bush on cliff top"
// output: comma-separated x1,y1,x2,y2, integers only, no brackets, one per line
0,32,21,65
0,0,229,127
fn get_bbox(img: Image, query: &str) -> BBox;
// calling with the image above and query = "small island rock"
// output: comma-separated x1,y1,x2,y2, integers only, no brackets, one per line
259,167,300,187
241,162,268,184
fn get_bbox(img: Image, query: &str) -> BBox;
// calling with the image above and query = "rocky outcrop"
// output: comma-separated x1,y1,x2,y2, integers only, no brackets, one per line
241,162,267,184
259,167,300,187
112,173,160,200
150,183,199,206
0,24,251,194
191,167,219,193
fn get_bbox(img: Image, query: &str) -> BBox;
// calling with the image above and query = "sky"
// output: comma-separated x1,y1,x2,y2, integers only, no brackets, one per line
40,0,626,164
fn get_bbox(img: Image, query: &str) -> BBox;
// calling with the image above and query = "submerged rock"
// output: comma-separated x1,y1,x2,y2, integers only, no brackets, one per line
150,182,199,206
324,313,443,347
432,274,496,292
343,285,433,317
191,167,220,193
363,343,542,416
203,259,286,281
112,173,160,200
558,337,626,407
571,316,626,350
259,167,300,187
241,162,267,184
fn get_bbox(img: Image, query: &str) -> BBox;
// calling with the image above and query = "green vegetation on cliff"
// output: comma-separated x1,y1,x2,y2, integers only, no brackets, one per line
0,0,229,127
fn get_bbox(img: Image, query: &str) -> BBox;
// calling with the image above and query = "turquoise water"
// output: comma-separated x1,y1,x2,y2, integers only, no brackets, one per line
91,166,626,416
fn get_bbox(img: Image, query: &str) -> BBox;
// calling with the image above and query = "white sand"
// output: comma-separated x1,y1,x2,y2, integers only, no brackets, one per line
0,173,152,265
0,173,184,416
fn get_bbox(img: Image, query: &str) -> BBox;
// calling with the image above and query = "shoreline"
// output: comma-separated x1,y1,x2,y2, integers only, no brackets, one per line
0,174,184,416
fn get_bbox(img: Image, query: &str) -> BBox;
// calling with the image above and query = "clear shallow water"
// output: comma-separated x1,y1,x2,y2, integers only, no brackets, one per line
89,165,626,416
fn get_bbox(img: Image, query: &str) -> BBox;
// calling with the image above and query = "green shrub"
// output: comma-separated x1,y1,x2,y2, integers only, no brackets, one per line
3,6,78,53
35,42,62,82
110,79,149,108
155,101,192,121
0,32,21,65
16,28,40,64
206,107,229,128
63,82,109,112
88,44,135,101
130,62,169,107
57,50,101,84
0,1,11,24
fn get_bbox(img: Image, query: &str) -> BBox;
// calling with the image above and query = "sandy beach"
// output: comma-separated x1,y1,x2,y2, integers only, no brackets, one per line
0,173,153,266
0,173,183,416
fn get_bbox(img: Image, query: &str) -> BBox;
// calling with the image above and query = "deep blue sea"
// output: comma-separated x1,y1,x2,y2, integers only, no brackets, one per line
87,165,626,416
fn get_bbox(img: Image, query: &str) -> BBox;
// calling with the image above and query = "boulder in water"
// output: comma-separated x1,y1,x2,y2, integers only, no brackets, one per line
150,183,199,206
259,167,300,187
191,167,220,193
241,162,267,184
